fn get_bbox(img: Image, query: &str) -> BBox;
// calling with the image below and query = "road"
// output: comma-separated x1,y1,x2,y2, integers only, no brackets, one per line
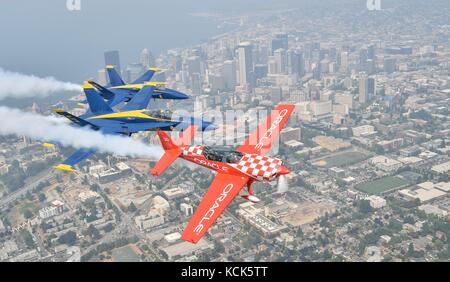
81,178,163,261
0,169,56,210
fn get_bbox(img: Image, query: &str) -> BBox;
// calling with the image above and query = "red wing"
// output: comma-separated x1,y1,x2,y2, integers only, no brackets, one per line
237,104,295,156
181,172,249,243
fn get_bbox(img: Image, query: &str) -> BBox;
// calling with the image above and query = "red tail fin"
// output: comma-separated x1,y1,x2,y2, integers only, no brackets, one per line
157,131,178,151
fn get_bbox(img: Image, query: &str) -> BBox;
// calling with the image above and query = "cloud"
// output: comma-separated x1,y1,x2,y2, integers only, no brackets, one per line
0,67,81,100
0,106,163,160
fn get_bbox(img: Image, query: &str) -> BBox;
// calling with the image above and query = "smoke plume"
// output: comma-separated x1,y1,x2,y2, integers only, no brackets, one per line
277,174,289,194
0,67,81,100
0,106,163,159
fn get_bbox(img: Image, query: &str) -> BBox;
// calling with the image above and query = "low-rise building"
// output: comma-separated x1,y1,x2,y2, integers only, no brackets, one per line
39,200,65,219
352,125,376,137
370,156,402,172
432,161,450,174
135,210,164,231
366,195,387,209
418,204,448,217
180,203,193,216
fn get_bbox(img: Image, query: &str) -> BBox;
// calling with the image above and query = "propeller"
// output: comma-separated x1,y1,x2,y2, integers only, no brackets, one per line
277,174,289,194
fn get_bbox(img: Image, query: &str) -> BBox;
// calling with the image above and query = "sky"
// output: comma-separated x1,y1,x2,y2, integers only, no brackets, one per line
0,0,312,82
0,0,442,84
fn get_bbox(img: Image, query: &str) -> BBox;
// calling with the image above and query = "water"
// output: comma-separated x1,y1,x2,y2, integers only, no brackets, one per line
0,1,221,82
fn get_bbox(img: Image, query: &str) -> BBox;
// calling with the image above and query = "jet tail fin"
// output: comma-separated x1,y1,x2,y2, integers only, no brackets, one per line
105,65,125,86
82,84,114,115
131,67,160,84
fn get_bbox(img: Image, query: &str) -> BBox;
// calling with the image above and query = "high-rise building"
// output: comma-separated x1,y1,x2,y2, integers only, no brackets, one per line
274,48,287,74
191,73,202,94
237,42,253,86
359,72,369,104
384,58,397,73
360,48,368,71
126,63,144,82
187,56,201,76
222,60,236,90
271,34,288,54
104,50,121,73
97,69,108,85
368,77,376,97
140,48,155,68
339,51,349,72
254,64,268,80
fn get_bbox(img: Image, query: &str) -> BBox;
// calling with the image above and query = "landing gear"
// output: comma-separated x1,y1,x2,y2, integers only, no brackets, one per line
241,180,260,203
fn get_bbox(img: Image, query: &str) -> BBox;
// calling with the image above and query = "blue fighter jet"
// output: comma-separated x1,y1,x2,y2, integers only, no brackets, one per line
86,65,188,108
51,84,216,172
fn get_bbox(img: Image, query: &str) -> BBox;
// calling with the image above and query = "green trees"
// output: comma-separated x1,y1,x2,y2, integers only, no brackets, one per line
358,199,373,214
21,230,35,248
87,224,101,239
23,209,33,219
57,230,77,246
38,193,46,202
128,202,137,213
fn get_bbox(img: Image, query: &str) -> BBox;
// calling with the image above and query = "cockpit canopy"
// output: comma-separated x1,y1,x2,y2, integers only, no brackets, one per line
203,146,244,163
146,109,173,120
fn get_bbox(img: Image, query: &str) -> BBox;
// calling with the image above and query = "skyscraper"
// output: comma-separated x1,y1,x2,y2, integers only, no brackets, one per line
384,58,397,73
126,63,144,82
97,69,108,85
271,34,288,54
140,48,155,68
104,50,121,73
237,42,253,86
359,72,369,104
222,60,236,90
274,48,286,74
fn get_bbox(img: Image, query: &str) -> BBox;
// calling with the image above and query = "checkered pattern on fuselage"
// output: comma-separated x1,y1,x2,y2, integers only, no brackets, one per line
182,145,204,156
232,154,283,181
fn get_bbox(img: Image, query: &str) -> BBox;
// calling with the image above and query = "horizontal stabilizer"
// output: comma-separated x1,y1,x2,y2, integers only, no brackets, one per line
53,109,98,129
150,148,182,176
86,80,115,101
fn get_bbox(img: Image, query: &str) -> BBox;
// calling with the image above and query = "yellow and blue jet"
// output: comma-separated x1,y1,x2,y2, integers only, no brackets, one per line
52,84,216,172
86,65,188,108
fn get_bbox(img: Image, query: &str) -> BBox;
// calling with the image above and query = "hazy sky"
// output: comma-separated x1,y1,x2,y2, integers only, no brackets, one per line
0,0,308,82
0,0,444,83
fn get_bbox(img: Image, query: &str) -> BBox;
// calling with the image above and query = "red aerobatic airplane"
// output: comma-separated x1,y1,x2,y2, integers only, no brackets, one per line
150,104,295,243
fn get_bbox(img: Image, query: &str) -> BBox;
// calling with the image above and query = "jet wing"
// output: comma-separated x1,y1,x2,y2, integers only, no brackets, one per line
53,148,97,173
125,121,179,133
181,172,249,243
237,104,295,156
120,85,156,111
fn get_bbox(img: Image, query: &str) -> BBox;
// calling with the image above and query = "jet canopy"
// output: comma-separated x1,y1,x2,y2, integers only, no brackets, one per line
203,146,244,163
146,109,173,120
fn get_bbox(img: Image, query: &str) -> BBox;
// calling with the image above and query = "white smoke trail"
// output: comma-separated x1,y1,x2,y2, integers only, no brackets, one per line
0,106,163,159
0,67,81,100
277,175,289,194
